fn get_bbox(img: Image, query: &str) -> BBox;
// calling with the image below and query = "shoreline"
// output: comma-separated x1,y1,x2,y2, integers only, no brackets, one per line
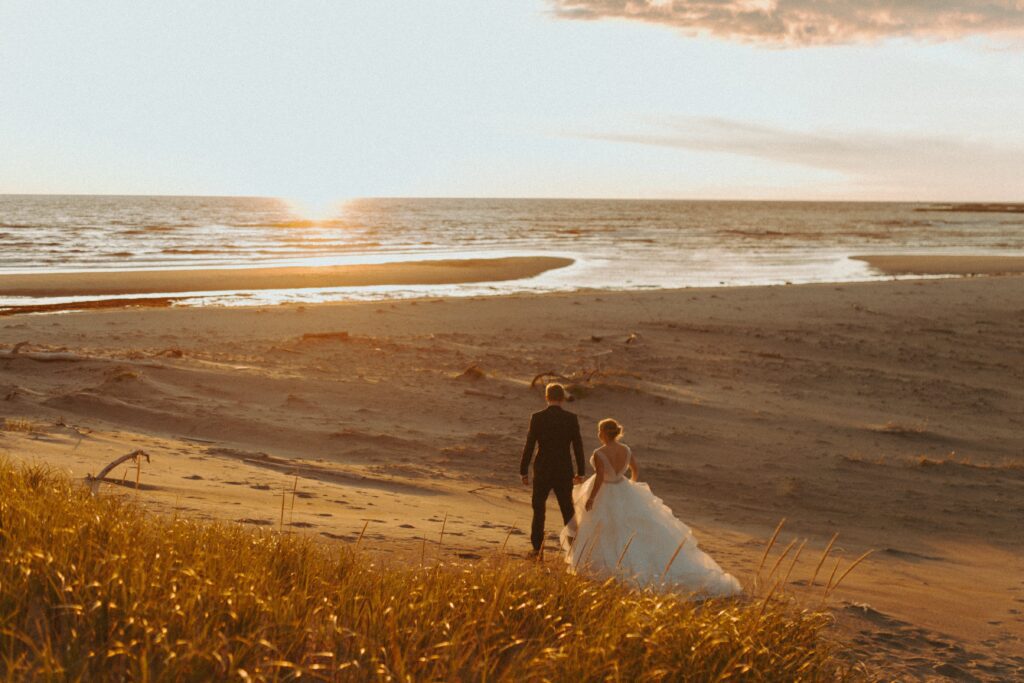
0,256,574,298
2,265,1022,318
2,252,1023,318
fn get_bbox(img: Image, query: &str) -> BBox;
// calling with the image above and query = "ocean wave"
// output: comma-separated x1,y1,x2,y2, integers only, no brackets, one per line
160,248,226,255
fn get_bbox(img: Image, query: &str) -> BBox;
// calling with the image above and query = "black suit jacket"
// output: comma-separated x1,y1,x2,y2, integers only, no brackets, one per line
520,405,585,480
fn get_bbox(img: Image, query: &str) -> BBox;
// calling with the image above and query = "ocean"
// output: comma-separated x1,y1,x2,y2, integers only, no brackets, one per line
2,195,1022,307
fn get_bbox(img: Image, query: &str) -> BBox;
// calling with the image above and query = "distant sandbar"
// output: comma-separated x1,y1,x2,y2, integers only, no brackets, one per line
853,254,1024,276
0,257,574,298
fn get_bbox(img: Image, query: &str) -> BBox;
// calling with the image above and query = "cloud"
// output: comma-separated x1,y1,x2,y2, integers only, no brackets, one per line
550,1,1024,46
582,117,1024,199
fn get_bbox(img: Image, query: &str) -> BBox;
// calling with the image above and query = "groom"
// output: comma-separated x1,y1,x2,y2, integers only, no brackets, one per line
520,383,585,557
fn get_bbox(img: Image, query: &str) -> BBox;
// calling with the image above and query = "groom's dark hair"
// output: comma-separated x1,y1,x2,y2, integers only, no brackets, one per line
545,383,566,402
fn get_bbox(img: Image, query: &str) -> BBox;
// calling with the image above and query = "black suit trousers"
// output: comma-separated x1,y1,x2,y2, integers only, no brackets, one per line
531,471,575,552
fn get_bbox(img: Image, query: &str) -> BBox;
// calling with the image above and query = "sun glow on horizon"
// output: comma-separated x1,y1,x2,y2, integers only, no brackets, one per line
281,195,350,224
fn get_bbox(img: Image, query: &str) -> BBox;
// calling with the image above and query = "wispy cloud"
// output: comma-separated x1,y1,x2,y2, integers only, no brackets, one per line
582,117,1024,199
551,1,1024,46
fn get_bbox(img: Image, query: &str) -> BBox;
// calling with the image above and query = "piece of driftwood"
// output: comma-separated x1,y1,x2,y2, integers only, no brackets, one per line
85,449,150,495
531,367,603,389
530,370,569,388
0,342,165,367
0,341,92,362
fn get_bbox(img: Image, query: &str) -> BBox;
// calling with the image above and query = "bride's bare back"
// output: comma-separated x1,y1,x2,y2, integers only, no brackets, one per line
595,442,635,480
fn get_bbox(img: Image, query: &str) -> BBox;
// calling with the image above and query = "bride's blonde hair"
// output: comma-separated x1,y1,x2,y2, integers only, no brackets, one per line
598,418,623,440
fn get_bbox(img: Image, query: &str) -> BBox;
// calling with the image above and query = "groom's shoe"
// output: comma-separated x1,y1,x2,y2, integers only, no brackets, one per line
526,548,542,561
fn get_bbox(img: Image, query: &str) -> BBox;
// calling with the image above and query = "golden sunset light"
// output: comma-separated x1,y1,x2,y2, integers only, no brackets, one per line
1,1,1021,680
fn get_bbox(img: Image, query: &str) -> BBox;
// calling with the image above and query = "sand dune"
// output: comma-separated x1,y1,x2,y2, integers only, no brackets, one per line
0,256,574,297
2,276,1023,678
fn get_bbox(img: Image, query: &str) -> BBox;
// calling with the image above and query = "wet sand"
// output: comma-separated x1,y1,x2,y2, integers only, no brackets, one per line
854,254,1024,276
1,275,1022,679
0,256,574,297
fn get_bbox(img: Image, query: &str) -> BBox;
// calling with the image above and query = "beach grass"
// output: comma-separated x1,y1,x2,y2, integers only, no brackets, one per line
0,458,857,681
1,417,42,434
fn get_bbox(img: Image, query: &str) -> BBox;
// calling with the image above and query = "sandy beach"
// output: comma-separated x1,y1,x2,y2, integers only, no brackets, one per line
1,271,1022,679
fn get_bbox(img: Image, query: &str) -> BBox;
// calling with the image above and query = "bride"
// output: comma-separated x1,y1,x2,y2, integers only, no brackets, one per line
559,418,742,597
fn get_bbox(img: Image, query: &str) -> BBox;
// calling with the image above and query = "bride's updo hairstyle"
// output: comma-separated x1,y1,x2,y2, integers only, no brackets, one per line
598,418,623,440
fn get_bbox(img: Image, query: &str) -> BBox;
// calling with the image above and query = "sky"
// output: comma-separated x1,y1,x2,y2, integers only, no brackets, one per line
1,0,1022,207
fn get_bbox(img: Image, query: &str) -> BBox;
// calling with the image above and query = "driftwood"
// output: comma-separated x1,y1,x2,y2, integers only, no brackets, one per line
85,449,150,495
530,367,602,388
0,342,165,367
530,370,569,388
0,341,94,363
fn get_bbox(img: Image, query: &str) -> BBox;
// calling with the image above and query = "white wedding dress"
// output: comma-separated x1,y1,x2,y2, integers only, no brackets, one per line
559,447,742,597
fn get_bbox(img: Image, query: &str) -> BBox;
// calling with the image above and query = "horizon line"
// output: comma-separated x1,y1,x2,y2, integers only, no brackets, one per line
2,192,1021,205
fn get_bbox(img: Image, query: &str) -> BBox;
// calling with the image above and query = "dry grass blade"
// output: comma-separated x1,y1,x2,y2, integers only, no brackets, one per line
753,580,781,626
500,524,516,554
355,519,370,548
289,476,298,527
766,538,797,584
616,532,637,569
825,550,874,597
659,538,688,584
808,532,838,588
439,512,449,550
757,518,786,576
278,486,287,533
781,538,807,588
822,556,844,601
